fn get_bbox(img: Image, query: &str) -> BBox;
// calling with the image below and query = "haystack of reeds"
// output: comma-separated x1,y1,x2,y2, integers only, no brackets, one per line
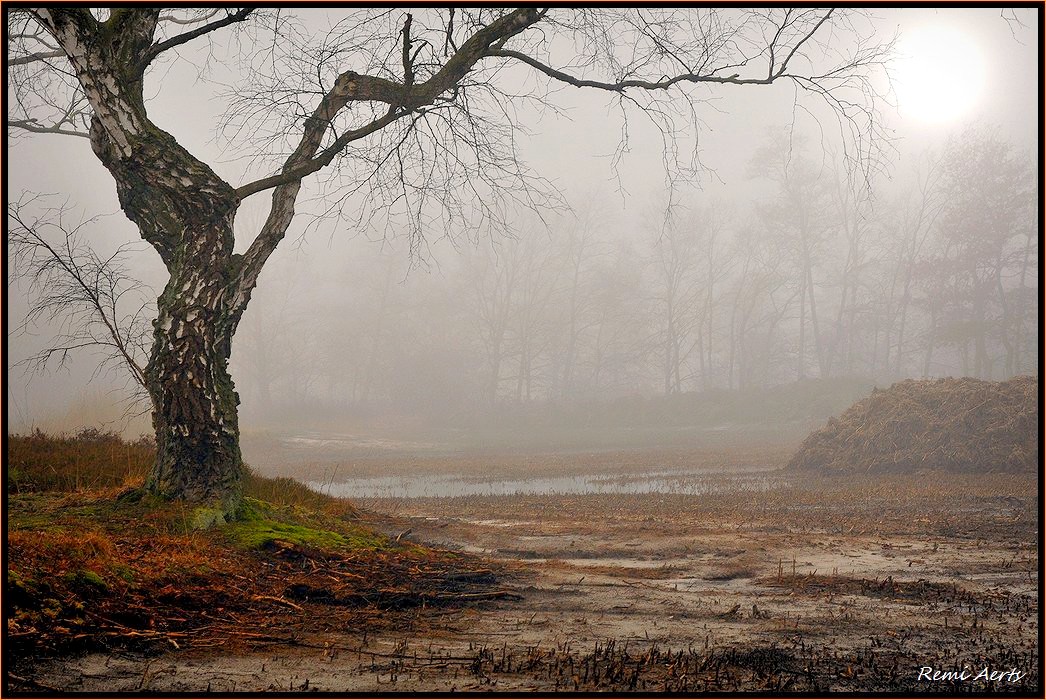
787,376,1038,474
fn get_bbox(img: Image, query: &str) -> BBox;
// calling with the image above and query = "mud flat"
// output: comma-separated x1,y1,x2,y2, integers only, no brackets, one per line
17,466,1039,693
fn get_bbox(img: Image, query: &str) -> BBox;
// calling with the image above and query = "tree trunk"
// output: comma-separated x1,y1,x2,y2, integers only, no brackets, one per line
805,256,826,378
993,258,1014,377
132,186,245,511
797,275,807,381
1012,231,1034,373
971,271,989,379
38,8,251,511
893,261,913,378
145,260,244,507
103,140,246,510
98,137,247,510
922,305,938,378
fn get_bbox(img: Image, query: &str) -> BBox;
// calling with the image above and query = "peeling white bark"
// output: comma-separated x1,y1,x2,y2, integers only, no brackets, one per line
35,8,247,504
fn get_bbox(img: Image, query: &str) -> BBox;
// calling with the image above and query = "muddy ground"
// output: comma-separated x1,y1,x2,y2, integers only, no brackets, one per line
18,445,1041,693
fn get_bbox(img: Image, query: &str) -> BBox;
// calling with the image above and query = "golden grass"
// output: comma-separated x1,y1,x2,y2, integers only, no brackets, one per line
6,429,355,514
7,429,153,493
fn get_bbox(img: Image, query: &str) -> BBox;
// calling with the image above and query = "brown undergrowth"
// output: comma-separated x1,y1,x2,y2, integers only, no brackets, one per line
6,432,511,659
759,573,1035,615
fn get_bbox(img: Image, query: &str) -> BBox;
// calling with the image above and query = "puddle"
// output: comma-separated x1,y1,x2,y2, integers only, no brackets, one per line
468,519,541,528
560,557,693,570
308,469,785,500
281,432,441,451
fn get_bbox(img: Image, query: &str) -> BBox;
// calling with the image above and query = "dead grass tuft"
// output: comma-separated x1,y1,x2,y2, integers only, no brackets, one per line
7,429,358,515
7,428,153,493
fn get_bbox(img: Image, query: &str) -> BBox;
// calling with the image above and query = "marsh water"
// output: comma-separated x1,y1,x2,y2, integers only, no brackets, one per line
308,465,784,499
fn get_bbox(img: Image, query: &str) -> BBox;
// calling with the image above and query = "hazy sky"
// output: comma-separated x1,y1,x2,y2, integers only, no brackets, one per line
5,6,1040,432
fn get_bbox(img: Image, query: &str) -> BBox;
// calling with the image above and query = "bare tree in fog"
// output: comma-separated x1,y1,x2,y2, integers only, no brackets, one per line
750,132,838,381
725,225,798,390
575,235,649,397
923,126,1036,379
822,165,874,378
513,234,564,403
646,207,706,394
881,152,944,378
466,240,522,407
694,207,734,391
8,196,152,414
550,208,602,401
8,7,891,510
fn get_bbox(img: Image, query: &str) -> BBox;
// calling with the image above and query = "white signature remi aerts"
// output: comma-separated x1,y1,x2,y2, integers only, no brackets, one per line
917,666,1027,684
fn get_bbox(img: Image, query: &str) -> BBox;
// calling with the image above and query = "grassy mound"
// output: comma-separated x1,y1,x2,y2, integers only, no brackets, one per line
786,376,1038,474
6,431,509,658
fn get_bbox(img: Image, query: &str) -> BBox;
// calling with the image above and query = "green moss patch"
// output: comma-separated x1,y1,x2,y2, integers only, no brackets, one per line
223,497,388,552
224,519,363,550
63,569,110,594
189,506,229,530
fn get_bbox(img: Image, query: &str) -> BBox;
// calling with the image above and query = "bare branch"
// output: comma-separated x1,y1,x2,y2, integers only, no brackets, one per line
8,195,153,397
8,48,65,66
7,118,90,139
772,9,834,79
229,8,548,311
7,10,94,142
158,9,221,26
402,13,415,86
1000,8,1029,43
233,107,404,200
141,8,254,67
486,48,772,90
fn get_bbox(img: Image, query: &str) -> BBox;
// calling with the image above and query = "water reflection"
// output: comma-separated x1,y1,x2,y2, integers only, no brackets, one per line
308,467,783,499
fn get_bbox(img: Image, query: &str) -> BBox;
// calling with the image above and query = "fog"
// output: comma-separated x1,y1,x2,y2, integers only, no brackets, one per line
6,7,1040,453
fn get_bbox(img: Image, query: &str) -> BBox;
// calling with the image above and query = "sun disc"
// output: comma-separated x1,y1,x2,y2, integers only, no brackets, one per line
894,26,986,123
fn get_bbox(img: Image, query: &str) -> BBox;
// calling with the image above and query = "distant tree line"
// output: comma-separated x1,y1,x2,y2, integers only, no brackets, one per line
233,125,1036,424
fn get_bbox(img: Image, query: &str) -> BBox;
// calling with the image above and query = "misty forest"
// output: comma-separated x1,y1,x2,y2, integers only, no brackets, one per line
5,6,1041,694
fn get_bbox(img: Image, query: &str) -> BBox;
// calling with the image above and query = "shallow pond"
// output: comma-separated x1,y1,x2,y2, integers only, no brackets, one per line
308,467,785,499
